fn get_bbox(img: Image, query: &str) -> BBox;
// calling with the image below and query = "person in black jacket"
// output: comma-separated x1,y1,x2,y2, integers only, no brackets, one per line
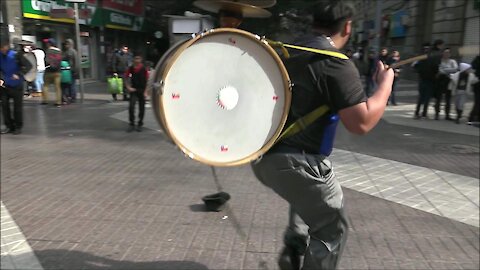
413,40,444,119
0,37,33,135
124,56,148,132
468,55,480,124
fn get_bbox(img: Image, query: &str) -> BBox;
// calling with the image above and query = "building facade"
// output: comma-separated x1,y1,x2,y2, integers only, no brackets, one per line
352,0,479,74
2,0,155,81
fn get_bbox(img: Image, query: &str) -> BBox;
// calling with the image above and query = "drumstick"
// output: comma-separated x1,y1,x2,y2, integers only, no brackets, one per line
389,54,427,69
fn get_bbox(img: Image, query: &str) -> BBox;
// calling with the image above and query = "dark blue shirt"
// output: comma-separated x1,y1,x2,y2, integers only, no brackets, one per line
0,50,23,87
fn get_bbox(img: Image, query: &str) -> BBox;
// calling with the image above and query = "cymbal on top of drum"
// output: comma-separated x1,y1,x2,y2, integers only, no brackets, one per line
193,0,273,18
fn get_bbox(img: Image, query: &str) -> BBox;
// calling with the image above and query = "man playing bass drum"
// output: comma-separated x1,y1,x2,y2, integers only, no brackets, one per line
251,1,394,269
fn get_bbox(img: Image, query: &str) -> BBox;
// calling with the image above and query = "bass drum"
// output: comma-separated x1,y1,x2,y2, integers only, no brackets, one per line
150,39,188,143
151,28,291,166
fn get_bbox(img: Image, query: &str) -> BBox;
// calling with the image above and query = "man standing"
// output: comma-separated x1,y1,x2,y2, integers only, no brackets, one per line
112,45,132,101
125,56,148,132
63,39,78,102
435,48,458,120
42,38,63,107
413,41,443,119
251,1,393,269
0,37,33,134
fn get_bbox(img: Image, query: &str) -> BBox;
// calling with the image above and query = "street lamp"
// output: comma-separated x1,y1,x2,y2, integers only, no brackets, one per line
66,0,86,104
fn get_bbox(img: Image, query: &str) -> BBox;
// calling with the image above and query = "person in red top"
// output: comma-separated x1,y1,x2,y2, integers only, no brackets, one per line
124,56,148,132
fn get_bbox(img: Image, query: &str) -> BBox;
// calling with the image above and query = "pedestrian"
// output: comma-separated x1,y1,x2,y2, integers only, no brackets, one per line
378,47,389,64
468,55,480,124
449,63,479,124
63,39,78,102
413,40,443,119
429,39,445,118
386,50,401,105
32,45,45,97
125,56,148,132
112,45,132,101
60,58,72,104
251,1,394,269
42,38,63,107
364,49,376,97
0,37,33,135
434,48,458,120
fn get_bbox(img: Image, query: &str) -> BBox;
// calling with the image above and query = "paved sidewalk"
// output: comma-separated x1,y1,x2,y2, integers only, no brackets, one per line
1,202,42,270
1,83,479,269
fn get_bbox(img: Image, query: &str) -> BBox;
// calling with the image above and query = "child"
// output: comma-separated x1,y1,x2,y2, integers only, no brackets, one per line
449,63,479,124
60,59,72,104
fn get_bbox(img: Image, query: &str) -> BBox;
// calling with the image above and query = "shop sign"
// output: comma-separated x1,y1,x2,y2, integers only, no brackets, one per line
22,0,96,24
49,8,74,19
102,0,144,16
102,9,144,31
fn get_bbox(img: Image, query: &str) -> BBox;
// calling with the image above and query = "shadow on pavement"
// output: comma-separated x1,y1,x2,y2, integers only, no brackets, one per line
189,203,208,212
12,249,210,270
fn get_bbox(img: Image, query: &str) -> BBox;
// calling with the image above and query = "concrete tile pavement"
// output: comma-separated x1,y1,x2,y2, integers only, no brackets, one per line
1,84,479,269
1,202,43,270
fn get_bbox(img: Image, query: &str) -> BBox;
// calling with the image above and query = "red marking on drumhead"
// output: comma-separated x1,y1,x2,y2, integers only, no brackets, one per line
221,145,229,152
228,38,236,45
172,93,180,99
273,95,279,101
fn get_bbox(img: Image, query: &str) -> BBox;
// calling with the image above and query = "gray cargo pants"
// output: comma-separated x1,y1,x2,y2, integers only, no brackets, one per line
252,152,348,270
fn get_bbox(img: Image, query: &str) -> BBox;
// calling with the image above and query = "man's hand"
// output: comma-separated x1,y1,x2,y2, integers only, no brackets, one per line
12,74,20,80
127,87,136,93
0,79,4,88
374,61,394,87
339,61,394,135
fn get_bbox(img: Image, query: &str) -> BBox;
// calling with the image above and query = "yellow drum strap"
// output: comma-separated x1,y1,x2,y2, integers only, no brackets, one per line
266,39,349,60
267,39,348,143
276,104,330,142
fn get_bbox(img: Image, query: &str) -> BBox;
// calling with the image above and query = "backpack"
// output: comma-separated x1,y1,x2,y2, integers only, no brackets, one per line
60,60,72,83
46,48,62,71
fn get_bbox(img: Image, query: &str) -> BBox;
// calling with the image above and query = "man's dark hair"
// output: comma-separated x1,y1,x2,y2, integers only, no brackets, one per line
312,0,355,35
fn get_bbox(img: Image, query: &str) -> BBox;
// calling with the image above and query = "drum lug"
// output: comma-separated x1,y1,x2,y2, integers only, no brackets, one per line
288,80,294,91
153,80,164,95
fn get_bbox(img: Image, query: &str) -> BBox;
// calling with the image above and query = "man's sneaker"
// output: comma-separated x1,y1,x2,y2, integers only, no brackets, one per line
13,129,22,135
0,128,13,134
278,246,301,270
136,126,143,132
126,125,135,132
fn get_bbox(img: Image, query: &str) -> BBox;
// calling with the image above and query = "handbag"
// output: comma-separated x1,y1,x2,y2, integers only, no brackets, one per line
108,75,123,94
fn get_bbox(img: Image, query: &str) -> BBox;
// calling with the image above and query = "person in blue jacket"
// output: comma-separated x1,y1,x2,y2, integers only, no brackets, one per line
0,37,32,135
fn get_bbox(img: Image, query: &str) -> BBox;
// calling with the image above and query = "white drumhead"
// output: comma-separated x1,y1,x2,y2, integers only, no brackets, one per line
159,29,290,166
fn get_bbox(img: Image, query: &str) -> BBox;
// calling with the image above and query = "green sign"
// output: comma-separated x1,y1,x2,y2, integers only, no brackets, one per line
22,0,94,25
22,1,144,31
101,9,144,31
